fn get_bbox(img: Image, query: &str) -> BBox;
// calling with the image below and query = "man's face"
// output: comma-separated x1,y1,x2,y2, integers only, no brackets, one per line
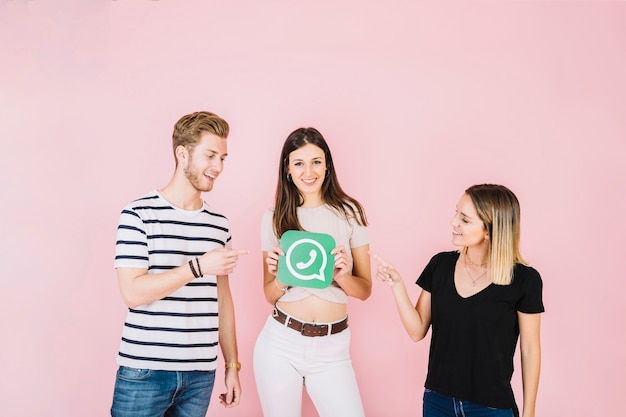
183,132,228,193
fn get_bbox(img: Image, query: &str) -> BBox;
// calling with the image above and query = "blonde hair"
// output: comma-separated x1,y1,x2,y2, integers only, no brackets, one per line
462,184,527,285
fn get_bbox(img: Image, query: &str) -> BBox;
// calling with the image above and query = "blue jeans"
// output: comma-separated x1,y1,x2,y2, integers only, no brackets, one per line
423,389,514,417
111,366,216,417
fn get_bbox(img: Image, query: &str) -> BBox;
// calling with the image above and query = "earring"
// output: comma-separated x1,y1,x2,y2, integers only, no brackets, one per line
287,173,292,182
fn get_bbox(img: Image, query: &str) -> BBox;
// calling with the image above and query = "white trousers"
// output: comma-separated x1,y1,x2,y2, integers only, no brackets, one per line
253,313,365,417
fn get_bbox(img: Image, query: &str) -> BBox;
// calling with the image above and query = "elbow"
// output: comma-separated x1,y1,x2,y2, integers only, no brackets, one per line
355,286,372,301
521,344,542,363
123,298,142,309
123,300,140,309
264,294,277,305
119,290,143,309
263,286,279,305
363,284,373,300
353,279,373,301
407,325,429,343
409,332,427,343
520,338,542,359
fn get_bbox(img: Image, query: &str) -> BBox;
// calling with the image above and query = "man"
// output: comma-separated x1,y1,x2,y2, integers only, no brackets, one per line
111,111,248,417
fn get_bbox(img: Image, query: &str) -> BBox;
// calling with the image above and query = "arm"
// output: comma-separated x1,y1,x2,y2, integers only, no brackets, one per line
117,265,194,309
262,247,288,305
518,312,542,417
117,248,248,308
372,254,432,342
217,275,241,408
333,245,372,300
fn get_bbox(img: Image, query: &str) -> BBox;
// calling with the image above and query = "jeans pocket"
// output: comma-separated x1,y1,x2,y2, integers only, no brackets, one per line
116,366,153,382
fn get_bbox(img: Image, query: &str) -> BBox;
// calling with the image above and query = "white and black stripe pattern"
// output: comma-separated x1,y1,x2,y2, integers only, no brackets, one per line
114,191,231,371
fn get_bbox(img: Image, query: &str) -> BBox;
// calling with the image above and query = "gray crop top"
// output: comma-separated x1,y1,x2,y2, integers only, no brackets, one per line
261,205,369,304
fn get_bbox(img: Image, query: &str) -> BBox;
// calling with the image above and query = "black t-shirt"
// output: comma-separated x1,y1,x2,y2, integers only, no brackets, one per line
417,251,544,416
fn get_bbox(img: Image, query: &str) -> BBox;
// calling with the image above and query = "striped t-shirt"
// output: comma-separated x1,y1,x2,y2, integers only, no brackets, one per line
114,190,231,371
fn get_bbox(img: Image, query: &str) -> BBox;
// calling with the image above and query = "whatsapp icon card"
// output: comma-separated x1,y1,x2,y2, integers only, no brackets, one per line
278,230,336,289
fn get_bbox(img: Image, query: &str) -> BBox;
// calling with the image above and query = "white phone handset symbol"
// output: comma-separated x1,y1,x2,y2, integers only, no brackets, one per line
286,238,327,282
296,249,317,270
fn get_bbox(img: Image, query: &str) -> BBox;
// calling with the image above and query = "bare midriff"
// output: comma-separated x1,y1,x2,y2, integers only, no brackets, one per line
277,296,347,323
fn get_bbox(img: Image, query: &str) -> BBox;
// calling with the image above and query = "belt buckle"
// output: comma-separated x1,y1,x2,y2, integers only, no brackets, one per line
301,323,329,337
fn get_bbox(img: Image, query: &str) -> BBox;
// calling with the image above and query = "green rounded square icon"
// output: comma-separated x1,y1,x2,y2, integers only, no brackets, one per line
278,230,336,289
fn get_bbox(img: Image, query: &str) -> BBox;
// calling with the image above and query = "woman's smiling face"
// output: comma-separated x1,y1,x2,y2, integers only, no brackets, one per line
287,143,327,203
451,193,488,248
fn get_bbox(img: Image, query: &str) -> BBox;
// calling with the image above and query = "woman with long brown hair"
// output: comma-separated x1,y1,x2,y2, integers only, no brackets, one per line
253,127,371,417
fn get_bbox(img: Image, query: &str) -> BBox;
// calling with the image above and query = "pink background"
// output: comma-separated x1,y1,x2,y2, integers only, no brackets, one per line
1,1,624,416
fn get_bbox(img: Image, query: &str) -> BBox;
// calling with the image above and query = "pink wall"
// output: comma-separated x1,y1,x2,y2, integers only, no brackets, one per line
1,1,624,416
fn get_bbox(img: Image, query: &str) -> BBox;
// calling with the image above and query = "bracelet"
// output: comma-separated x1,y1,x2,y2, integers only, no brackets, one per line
274,278,289,292
225,361,241,371
188,260,200,278
195,257,203,277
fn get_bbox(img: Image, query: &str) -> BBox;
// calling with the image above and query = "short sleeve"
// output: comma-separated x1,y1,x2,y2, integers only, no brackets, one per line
114,206,149,269
416,253,440,292
515,265,545,314
349,220,369,248
416,251,458,294
261,208,279,252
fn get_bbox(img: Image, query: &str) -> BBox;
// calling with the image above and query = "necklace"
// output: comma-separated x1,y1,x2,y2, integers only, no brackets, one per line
464,254,488,287
465,252,487,268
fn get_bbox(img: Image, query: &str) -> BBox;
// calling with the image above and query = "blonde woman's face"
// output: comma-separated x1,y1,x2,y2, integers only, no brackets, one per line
450,193,489,248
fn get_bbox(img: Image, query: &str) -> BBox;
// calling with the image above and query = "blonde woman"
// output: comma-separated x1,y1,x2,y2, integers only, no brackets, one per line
374,184,543,417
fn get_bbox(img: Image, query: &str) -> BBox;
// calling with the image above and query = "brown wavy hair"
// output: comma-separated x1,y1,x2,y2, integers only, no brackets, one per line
272,127,368,237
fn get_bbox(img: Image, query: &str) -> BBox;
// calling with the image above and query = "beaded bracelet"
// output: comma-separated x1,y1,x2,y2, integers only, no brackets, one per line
189,260,200,278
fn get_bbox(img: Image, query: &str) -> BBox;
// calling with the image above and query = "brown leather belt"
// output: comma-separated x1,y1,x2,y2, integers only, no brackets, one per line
272,307,348,337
